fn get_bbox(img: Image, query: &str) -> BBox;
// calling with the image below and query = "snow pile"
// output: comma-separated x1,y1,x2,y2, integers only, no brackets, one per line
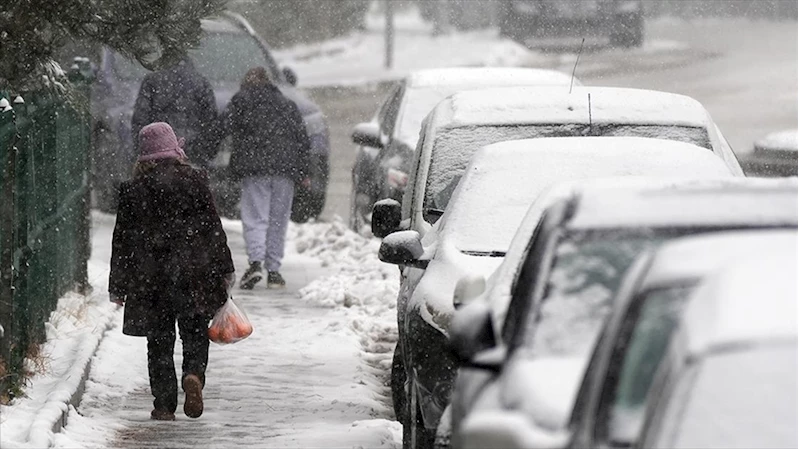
291,218,400,414
0,245,119,448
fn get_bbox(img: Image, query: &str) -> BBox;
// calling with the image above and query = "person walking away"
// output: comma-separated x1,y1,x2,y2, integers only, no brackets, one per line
131,48,219,166
109,122,235,421
222,67,311,290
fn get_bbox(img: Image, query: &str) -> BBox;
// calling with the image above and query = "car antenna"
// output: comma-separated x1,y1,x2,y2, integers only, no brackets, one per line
588,92,593,130
569,38,585,94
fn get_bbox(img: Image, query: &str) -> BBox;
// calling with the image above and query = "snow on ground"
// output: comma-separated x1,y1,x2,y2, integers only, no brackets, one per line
2,213,401,448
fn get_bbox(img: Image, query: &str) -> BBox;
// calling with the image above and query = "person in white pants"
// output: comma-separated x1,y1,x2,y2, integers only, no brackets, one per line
220,67,311,289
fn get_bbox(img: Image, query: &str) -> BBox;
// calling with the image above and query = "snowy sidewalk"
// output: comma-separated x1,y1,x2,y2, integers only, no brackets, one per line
53,218,400,448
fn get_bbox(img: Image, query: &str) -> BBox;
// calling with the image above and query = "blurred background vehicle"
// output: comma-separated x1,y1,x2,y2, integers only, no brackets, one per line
640,249,797,449
741,129,798,177
379,137,735,449
497,0,645,47
90,12,330,221
349,67,577,232
449,177,798,449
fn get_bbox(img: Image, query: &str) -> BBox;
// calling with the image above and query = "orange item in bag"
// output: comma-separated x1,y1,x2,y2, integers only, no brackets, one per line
208,297,253,344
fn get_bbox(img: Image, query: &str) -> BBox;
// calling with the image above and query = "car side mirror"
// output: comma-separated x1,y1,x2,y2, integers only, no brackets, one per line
450,300,497,365
453,274,486,310
351,122,383,149
371,198,401,238
282,66,298,86
378,230,428,268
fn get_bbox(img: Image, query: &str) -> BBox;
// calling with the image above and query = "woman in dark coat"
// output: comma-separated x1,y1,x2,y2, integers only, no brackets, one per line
109,122,235,421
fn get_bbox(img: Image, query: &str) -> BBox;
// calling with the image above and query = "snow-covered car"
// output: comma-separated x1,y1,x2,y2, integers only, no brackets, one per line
498,0,645,47
741,129,797,177
90,12,330,221
640,250,797,449
448,177,799,449
377,137,735,449
455,229,796,449
349,67,577,232
370,86,744,241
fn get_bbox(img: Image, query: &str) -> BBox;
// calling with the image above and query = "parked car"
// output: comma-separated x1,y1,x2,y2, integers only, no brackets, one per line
349,67,577,231
378,137,734,449
497,0,645,47
448,177,798,449
90,12,330,221
372,85,744,241
452,229,796,449
741,129,797,177
638,251,797,449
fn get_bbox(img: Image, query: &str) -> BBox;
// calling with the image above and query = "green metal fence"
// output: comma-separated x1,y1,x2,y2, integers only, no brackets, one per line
0,71,91,397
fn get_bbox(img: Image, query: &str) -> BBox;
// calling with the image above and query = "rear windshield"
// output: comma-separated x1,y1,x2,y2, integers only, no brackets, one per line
424,124,711,220
113,32,278,83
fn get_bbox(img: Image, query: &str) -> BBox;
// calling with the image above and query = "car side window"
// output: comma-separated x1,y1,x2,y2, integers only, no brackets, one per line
501,205,565,346
593,286,693,446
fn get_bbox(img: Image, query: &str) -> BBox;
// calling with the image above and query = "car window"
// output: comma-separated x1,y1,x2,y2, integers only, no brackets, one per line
422,124,711,223
521,229,666,359
112,31,277,83
595,285,695,446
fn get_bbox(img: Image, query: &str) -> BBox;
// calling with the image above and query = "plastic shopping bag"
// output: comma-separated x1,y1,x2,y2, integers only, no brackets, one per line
208,297,253,344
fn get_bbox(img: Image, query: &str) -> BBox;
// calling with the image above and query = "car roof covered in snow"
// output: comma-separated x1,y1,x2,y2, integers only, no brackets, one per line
754,129,798,153
484,176,797,332
678,247,797,356
405,67,577,89
426,86,711,130
201,17,244,34
438,137,733,253
637,229,797,291
567,177,799,230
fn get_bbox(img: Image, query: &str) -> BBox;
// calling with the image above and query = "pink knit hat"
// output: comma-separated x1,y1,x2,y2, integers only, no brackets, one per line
137,122,187,162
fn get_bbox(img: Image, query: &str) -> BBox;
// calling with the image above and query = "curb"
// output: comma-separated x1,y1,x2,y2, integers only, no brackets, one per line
27,296,118,448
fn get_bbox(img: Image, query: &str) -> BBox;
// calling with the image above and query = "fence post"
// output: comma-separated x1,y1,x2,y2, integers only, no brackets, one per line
68,58,92,295
0,95,19,389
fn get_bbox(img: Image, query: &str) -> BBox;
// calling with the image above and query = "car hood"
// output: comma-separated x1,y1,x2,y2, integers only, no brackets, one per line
410,238,504,336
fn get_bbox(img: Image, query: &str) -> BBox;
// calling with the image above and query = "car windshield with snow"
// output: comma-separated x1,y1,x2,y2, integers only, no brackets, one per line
449,177,798,449
349,67,577,231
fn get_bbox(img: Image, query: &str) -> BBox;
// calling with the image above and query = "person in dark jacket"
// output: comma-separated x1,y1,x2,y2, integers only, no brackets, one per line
221,67,311,289
131,49,218,166
109,122,235,421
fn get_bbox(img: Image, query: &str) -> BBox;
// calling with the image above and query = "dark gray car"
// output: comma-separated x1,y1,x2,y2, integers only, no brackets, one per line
90,12,329,221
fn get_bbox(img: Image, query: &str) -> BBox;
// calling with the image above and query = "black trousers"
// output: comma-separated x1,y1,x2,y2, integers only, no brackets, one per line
146,311,210,413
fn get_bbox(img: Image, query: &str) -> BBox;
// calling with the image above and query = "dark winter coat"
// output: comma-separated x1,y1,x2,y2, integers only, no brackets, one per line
222,84,311,182
109,160,234,336
131,59,218,166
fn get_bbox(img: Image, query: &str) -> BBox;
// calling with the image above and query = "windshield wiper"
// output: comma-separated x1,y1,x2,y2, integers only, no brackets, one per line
461,250,506,257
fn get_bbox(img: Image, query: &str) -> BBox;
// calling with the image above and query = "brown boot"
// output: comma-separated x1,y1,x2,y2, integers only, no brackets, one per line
150,408,176,421
182,374,204,418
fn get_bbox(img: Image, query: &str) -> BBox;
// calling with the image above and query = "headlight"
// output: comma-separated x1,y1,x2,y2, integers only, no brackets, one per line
387,167,409,190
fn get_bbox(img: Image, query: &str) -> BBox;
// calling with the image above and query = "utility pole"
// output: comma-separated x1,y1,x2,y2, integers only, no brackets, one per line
384,0,394,69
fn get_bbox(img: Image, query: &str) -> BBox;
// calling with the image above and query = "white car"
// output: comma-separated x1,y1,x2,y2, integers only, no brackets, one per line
349,67,578,230
372,86,744,239
640,249,797,449
377,136,734,449
449,177,798,449
742,129,798,177
455,229,796,449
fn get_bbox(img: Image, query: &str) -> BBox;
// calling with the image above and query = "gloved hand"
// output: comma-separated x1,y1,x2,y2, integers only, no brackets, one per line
110,293,125,307
223,272,236,293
